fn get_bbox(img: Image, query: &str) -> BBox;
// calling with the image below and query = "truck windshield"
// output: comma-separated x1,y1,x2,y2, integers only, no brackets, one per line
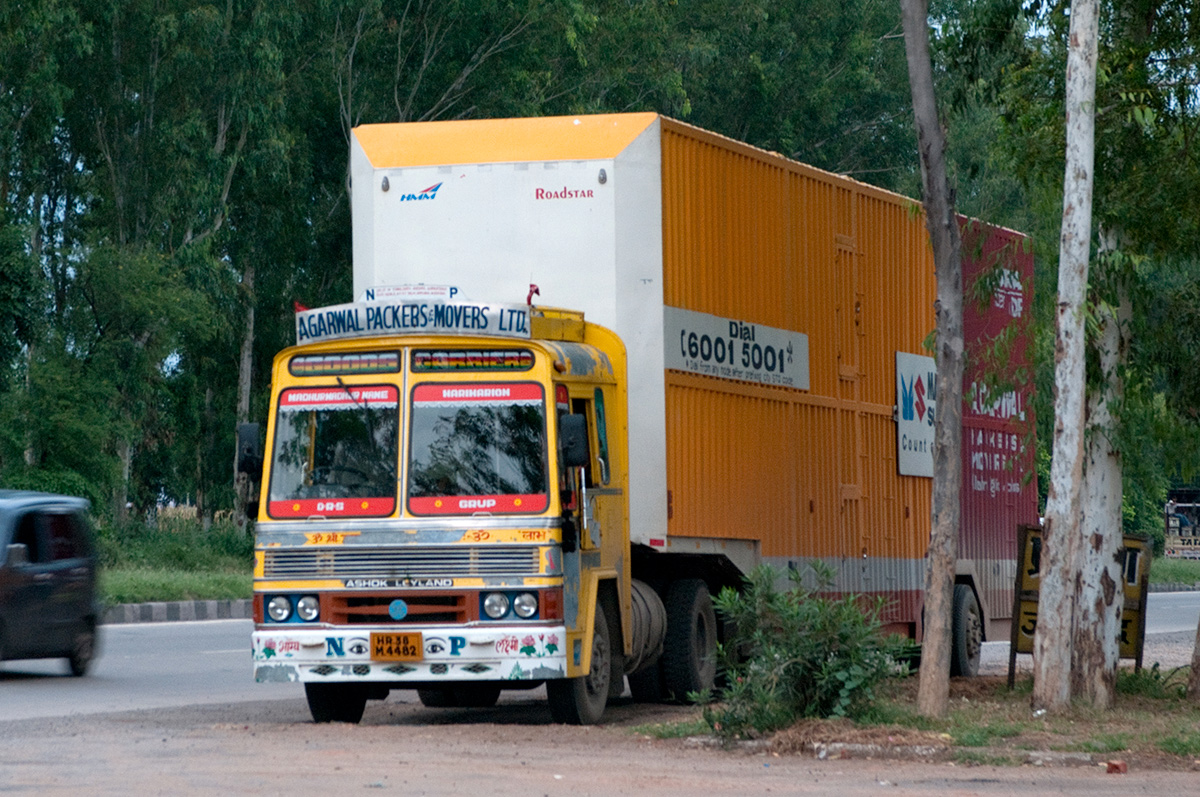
267,384,399,518
408,382,548,515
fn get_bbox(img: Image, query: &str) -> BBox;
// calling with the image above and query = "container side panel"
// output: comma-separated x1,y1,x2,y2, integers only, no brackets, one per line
959,222,1038,623
659,120,940,629
612,120,669,545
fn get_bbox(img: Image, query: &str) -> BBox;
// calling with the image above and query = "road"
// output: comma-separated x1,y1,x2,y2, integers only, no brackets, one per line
0,595,1197,795
1144,590,1200,634
2,593,1197,722
0,619,294,721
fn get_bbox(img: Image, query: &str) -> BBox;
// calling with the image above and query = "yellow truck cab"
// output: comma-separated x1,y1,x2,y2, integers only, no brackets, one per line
249,299,652,724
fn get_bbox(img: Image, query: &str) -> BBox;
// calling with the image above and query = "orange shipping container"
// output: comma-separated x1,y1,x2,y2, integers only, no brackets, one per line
350,113,1037,637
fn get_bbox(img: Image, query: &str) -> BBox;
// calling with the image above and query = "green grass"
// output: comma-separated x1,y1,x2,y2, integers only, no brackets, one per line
948,721,1024,748
96,518,253,605
628,717,711,739
1149,556,1200,585
1072,733,1130,754
954,750,1019,766
1158,731,1200,757
100,568,252,604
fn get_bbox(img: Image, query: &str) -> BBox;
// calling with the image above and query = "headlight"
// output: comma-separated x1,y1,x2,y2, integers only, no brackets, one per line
513,593,538,619
267,595,293,622
483,592,510,619
296,595,320,622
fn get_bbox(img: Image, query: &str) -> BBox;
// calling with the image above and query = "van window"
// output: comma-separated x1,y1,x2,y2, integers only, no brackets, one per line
13,513,44,563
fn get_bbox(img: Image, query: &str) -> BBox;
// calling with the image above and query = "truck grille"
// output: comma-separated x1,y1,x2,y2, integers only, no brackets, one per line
262,546,542,579
328,592,469,625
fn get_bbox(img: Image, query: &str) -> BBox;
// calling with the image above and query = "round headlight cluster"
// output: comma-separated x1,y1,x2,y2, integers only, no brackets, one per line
267,595,292,622
266,595,320,623
482,591,538,620
513,593,538,619
483,592,510,619
296,595,321,622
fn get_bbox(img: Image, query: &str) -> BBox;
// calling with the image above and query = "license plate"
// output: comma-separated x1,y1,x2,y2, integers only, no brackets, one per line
370,632,423,661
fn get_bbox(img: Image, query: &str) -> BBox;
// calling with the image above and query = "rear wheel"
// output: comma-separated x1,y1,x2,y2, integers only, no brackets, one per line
661,579,717,700
67,622,95,677
547,603,611,724
305,683,368,723
627,658,666,703
950,584,983,677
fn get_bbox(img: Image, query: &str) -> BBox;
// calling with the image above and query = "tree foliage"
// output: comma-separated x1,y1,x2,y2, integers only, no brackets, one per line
0,0,919,520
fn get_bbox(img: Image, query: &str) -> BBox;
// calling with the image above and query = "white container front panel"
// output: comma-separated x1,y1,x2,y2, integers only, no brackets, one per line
351,121,669,545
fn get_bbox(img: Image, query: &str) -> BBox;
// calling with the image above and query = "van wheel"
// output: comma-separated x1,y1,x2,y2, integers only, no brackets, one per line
547,603,611,724
67,622,95,677
950,584,982,677
305,683,368,723
662,579,717,700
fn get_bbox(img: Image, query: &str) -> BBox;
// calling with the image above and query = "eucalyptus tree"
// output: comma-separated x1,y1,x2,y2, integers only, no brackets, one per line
674,0,914,188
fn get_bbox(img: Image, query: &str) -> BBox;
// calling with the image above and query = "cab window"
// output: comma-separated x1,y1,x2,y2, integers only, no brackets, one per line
408,382,548,515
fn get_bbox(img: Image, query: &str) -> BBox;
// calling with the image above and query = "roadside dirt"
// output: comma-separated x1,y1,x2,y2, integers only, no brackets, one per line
3,683,1200,797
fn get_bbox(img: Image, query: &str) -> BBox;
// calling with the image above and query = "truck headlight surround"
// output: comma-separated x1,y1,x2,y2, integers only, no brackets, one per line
296,595,320,622
483,592,510,619
267,595,293,622
513,592,538,619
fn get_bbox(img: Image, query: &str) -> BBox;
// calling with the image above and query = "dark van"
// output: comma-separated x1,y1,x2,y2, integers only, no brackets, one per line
0,491,98,675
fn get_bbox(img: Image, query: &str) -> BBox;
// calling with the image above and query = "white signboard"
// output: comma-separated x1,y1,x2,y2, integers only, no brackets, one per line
896,352,936,477
663,306,809,390
295,300,531,345
357,284,461,303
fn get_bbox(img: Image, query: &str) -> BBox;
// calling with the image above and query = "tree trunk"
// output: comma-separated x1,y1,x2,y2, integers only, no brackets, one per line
1032,0,1099,713
113,437,133,524
1071,269,1127,709
900,0,965,720
234,263,256,532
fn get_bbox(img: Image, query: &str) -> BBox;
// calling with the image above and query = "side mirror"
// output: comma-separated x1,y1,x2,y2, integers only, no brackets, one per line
236,423,263,477
559,415,589,469
5,543,29,567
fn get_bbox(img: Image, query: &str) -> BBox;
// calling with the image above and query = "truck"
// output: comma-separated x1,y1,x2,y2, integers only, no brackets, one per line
243,113,1038,724
1165,489,1200,559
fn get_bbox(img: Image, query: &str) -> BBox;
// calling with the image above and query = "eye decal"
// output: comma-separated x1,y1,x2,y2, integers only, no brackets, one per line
347,638,369,655
425,637,448,655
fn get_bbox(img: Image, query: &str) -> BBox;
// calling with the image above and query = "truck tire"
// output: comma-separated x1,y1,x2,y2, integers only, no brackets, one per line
627,659,666,703
546,603,611,724
417,685,502,708
661,579,717,700
305,683,368,723
950,583,982,677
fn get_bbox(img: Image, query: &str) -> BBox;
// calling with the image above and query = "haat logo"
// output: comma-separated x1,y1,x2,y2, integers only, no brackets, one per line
400,182,442,202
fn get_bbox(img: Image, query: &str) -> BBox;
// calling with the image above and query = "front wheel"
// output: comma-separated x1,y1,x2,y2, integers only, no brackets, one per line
305,683,368,723
547,603,611,724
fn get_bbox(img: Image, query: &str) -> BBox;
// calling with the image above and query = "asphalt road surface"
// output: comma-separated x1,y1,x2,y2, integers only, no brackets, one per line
1,596,1198,795
2,592,1198,723
0,619,293,721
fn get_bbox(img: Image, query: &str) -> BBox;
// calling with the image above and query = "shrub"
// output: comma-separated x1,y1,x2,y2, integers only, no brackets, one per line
700,562,909,740
95,516,253,571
